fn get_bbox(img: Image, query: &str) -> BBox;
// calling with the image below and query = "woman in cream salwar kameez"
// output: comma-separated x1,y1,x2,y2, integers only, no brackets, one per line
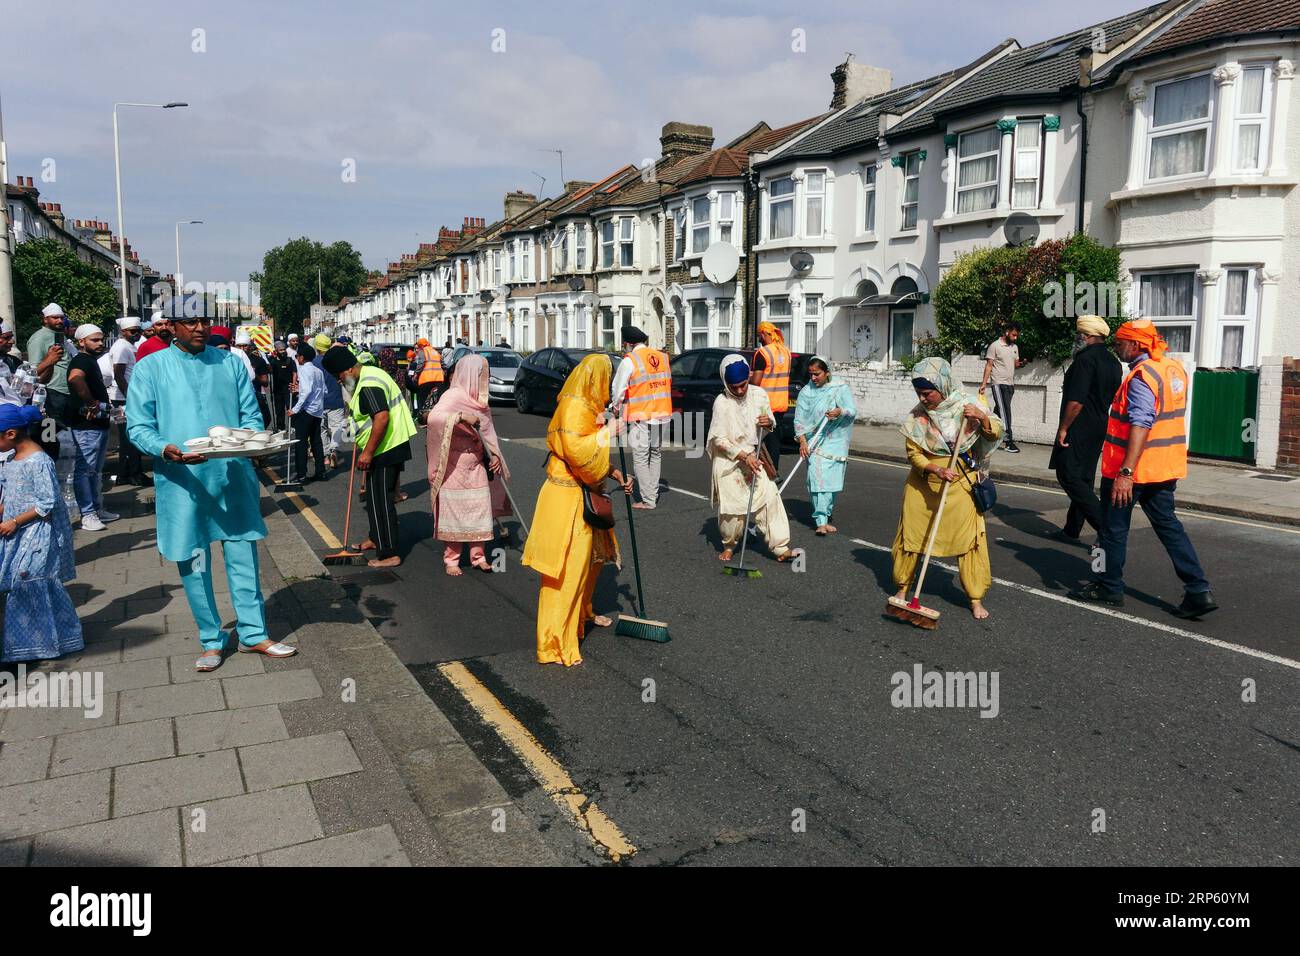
522,355,633,667
892,357,1002,619
707,354,799,563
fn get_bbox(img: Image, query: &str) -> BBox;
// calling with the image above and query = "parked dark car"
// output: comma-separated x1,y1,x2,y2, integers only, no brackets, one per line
669,347,812,446
370,343,418,378
514,348,620,415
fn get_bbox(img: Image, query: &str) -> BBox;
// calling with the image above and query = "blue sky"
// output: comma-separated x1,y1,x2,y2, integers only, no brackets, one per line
3,0,1142,289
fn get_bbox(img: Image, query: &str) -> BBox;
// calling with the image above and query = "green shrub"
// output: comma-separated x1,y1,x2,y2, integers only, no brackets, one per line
933,234,1126,367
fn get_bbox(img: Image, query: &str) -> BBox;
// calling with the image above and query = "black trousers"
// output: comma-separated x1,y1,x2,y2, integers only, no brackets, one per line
1055,449,1104,536
763,410,786,474
416,382,437,410
269,391,291,433
291,411,324,479
256,394,271,429
365,460,402,559
989,384,1015,442
111,400,146,482
38,389,70,458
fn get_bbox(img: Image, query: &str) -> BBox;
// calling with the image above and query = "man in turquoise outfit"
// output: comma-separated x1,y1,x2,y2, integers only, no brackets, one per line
126,314,298,671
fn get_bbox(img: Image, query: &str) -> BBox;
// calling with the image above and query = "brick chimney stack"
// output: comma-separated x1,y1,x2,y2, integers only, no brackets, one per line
503,191,536,221
829,56,892,109
659,122,714,163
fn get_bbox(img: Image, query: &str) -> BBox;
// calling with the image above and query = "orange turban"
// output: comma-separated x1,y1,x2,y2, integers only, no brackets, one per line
1115,319,1168,359
758,321,784,341
416,338,429,347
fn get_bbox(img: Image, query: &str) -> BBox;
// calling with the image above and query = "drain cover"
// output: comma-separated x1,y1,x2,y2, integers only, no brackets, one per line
331,569,401,586
1252,474,1297,482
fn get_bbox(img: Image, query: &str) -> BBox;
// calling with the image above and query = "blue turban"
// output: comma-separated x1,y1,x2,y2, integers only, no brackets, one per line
0,403,43,432
721,355,750,386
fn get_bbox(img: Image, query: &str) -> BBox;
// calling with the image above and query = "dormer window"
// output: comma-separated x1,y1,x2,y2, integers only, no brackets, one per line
1147,72,1213,181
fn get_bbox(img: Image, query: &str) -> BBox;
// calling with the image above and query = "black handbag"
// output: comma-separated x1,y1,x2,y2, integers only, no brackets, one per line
958,454,997,514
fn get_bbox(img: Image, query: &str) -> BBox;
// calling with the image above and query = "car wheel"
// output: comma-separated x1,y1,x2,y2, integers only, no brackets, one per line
516,386,532,414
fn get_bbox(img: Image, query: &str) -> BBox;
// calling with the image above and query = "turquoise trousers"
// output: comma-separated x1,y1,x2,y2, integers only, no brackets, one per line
811,491,837,527
177,540,270,651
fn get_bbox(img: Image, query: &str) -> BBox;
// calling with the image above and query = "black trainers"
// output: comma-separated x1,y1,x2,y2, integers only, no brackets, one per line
1067,582,1124,607
1003,441,1021,454
1172,590,1218,620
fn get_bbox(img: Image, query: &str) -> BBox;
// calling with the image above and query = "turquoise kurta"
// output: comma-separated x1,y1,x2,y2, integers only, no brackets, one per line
794,379,857,493
125,344,267,562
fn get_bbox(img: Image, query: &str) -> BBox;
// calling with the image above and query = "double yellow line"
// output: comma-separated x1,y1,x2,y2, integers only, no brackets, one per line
265,465,636,862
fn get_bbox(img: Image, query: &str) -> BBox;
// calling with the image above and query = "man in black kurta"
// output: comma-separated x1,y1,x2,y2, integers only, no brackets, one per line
1050,315,1123,539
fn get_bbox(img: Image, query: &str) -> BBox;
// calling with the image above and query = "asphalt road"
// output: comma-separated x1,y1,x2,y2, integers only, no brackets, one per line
273,401,1300,866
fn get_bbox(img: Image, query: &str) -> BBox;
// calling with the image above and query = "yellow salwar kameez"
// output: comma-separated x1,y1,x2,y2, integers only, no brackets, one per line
522,356,620,666
891,357,1002,604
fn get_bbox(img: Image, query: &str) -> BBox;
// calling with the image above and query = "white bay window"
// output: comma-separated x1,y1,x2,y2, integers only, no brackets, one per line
768,177,795,239
957,127,999,213
1233,65,1272,172
692,197,711,254
1012,120,1042,209
1147,72,1213,181
1137,270,1196,354
805,170,826,237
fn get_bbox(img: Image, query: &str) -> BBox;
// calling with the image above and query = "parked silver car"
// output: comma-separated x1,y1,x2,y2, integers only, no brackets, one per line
446,346,524,402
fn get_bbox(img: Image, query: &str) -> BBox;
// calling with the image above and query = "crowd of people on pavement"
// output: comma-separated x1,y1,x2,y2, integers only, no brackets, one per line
0,297,1218,673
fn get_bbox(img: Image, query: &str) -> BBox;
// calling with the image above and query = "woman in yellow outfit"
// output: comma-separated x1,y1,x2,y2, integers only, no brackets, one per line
522,355,634,666
892,357,1003,620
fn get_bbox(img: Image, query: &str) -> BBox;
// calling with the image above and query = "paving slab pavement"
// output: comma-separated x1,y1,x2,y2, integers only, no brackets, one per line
0,479,566,866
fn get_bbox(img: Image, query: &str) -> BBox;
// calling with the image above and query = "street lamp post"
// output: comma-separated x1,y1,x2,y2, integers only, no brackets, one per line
174,219,203,315
112,101,187,317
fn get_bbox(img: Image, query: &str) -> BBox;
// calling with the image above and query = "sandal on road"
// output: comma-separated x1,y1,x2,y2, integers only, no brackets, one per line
195,649,225,672
237,640,298,658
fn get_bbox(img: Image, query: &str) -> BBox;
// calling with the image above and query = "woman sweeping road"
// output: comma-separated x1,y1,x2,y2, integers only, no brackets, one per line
794,357,857,535
891,357,1002,620
425,354,511,576
522,355,633,667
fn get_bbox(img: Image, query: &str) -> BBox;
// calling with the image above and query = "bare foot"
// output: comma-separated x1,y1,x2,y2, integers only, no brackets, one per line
775,548,803,563
894,588,909,602
590,614,612,627
368,556,402,569
971,601,990,620
471,559,492,573
396,492,410,503
352,539,377,552
445,565,463,576
719,549,734,562
825,524,837,534
631,502,654,510
814,526,828,536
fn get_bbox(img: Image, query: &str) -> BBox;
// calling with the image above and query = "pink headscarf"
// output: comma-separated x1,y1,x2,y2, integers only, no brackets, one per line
425,354,511,511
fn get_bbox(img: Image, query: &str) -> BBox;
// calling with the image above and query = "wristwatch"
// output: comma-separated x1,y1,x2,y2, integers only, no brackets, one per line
1118,467,1134,478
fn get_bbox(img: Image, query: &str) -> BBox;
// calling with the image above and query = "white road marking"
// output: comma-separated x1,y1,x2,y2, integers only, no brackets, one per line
850,537,1300,671
664,484,710,502
844,454,1300,536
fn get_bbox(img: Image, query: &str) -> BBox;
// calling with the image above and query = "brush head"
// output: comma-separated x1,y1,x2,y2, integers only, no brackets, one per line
885,595,941,628
274,481,304,493
321,551,367,566
614,614,671,643
722,566,762,578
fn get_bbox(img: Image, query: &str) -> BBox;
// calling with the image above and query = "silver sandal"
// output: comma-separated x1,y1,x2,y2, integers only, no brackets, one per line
237,640,298,658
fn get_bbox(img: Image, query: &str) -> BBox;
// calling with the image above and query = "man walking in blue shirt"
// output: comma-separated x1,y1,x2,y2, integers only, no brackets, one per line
290,343,327,483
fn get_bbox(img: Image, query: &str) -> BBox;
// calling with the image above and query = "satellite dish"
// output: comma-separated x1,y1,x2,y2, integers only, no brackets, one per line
1004,212,1040,247
479,291,493,303
566,277,585,292
701,242,740,284
789,251,815,274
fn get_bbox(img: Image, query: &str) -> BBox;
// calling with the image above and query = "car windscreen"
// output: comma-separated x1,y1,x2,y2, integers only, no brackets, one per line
478,351,520,368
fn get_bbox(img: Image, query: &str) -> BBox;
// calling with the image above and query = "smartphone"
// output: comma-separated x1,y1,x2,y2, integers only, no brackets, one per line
52,332,65,348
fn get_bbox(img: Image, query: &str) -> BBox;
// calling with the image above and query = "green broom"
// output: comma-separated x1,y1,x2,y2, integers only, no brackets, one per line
613,424,671,643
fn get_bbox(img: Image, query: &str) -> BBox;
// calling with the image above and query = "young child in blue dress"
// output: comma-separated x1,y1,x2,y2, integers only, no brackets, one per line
0,403,83,663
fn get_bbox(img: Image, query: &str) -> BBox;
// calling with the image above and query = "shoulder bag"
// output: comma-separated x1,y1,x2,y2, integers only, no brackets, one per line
957,453,997,515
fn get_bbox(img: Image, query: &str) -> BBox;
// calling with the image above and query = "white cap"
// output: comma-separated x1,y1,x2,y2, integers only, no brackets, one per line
288,332,299,340
1,319,14,335
116,316,141,330
150,311,166,324
42,303,65,318
74,323,102,341
235,330,252,345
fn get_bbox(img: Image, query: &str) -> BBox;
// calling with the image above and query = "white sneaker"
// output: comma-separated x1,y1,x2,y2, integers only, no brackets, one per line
80,513,107,532
96,510,120,522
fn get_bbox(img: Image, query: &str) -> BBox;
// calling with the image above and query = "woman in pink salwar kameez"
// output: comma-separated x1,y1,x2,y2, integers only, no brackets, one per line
424,354,512,576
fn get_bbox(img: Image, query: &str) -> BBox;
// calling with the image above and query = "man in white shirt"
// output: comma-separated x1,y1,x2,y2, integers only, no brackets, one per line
110,316,149,485
286,332,299,361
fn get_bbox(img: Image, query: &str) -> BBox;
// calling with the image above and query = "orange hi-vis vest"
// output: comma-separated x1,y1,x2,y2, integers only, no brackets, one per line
417,345,444,385
624,347,672,422
1101,355,1189,483
757,341,792,413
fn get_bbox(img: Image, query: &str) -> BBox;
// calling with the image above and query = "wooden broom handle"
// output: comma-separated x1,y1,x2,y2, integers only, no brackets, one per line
911,425,970,604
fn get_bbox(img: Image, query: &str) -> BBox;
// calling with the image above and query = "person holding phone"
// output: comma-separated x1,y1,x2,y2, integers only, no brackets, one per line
25,303,74,456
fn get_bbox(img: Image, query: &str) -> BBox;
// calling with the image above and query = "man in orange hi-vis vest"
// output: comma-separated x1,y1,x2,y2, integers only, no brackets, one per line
751,321,792,474
1068,319,1216,620
413,338,445,409
612,325,672,509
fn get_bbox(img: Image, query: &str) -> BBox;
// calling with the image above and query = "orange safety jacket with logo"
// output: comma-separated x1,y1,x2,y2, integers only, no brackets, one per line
624,347,673,422
417,344,444,385
756,341,792,413
1101,355,1189,483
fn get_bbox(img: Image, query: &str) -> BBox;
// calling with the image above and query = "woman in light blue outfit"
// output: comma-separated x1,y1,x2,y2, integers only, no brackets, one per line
794,357,857,535
0,403,83,662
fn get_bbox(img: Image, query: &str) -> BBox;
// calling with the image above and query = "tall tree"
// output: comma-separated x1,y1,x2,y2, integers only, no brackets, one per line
11,238,120,345
250,238,366,335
